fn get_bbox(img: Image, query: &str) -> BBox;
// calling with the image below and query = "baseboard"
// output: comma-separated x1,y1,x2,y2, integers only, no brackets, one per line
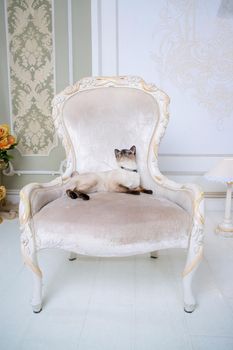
6,189,229,212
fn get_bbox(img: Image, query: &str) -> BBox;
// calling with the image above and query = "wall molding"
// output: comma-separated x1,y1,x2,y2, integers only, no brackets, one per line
91,0,119,76
6,189,230,212
205,192,230,199
159,154,233,157
8,170,60,176
67,0,73,84
2,160,65,177
52,0,57,95
4,0,13,132
115,0,119,75
163,171,204,176
91,0,101,75
158,154,231,174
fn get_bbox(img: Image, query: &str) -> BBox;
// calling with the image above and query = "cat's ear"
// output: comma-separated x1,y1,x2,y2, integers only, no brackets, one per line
130,145,136,155
114,149,121,158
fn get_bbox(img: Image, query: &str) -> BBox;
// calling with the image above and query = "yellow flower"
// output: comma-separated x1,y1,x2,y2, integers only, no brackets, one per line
0,124,10,139
0,136,12,150
7,135,16,146
0,186,6,201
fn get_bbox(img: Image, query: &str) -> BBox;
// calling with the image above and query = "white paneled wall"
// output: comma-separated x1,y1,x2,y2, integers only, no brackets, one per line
91,0,233,197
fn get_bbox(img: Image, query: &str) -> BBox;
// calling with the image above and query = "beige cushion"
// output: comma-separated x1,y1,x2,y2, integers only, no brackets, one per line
33,192,192,256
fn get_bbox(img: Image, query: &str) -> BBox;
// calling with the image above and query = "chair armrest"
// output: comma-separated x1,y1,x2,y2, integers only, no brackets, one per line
154,173,204,223
19,176,73,226
152,171,205,275
19,176,76,278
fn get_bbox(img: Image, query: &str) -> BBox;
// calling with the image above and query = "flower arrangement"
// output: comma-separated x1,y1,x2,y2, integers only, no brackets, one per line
0,124,17,169
0,185,6,201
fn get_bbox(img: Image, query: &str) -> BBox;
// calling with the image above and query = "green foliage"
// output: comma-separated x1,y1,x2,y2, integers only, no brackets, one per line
0,149,14,164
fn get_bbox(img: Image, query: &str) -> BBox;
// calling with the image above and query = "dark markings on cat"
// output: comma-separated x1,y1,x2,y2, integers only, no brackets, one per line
66,145,153,200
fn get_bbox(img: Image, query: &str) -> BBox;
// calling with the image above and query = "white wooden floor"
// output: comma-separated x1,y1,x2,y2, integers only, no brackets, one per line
0,211,233,350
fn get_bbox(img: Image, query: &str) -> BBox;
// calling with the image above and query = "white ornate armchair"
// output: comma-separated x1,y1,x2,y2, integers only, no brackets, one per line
19,76,204,313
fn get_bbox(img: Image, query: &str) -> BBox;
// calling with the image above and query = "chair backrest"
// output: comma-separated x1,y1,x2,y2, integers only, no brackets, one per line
53,76,170,188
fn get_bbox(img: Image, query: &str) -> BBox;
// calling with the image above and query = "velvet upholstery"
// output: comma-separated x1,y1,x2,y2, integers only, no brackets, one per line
33,193,191,256
63,87,159,188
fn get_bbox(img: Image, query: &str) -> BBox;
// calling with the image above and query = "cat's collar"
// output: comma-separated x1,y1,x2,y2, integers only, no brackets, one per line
120,166,138,173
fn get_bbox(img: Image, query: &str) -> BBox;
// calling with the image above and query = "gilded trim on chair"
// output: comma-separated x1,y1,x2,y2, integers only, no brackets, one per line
19,191,31,225
21,248,42,278
182,246,203,277
194,192,205,225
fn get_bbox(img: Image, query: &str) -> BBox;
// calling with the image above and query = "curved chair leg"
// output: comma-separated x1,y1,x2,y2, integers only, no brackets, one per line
183,266,198,313
27,251,43,313
183,243,203,313
31,272,42,313
150,250,159,259
69,252,77,261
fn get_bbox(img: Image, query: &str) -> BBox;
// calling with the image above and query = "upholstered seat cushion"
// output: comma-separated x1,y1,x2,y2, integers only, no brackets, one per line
33,193,192,256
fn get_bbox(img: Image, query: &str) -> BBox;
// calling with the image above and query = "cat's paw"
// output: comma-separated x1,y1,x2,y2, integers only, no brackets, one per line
144,189,153,195
75,191,90,200
66,189,78,199
80,193,90,201
129,190,140,195
141,189,153,194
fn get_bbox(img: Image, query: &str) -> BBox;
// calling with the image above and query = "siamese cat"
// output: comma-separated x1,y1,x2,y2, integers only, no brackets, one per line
66,145,153,200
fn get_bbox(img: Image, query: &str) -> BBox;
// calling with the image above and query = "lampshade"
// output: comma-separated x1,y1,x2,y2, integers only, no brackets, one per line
205,158,233,183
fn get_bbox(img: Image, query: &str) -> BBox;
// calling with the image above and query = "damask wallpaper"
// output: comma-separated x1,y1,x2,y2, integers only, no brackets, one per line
90,0,233,195
103,0,233,155
150,0,233,129
7,0,57,156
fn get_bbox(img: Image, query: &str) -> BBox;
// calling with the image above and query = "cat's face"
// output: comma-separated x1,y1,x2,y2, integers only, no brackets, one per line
114,145,136,161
